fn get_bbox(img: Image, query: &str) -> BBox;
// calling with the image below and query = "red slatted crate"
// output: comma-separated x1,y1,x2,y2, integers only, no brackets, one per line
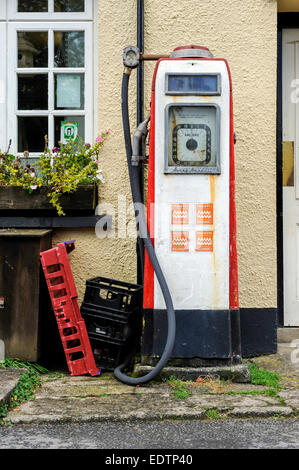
40,241,100,377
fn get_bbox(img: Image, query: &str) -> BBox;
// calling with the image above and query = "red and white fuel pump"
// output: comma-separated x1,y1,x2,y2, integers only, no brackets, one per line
116,45,241,385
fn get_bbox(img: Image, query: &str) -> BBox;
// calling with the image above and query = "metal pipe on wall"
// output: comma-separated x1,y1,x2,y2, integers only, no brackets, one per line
136,0,145,284
137,0,144,126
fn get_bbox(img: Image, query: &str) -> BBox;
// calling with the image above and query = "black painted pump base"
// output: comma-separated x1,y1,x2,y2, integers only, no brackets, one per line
142,308,241,361
141,355,242,369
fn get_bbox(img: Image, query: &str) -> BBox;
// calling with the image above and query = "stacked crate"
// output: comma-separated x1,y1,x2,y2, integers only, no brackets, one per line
80,277,143,370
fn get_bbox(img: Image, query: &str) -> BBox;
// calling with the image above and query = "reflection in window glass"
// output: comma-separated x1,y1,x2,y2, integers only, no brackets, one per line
54,0,84,12
18,74,48,110
18,0,48,12
54,116,85,146
20,157,40,174
55,74,84,109
18,32,48,68
18,116,48,152
54,31,84,68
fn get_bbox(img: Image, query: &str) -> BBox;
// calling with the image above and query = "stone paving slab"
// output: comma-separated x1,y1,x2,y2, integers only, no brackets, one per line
35,376,137,399
0,369,26,405
228,407,294,418
187,394,280,409
3,370,298,425
279,390,299,410
5,389,296,425
2,345,299,425
4,395,204,424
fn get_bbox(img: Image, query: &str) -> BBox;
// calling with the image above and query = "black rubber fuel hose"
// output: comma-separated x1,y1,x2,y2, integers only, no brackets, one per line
113,70,176,385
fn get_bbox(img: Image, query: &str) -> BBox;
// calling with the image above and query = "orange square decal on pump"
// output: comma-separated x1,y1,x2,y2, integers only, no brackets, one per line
196,231,214,252
196,203,213,225
171,204,189,225
171,231,189,252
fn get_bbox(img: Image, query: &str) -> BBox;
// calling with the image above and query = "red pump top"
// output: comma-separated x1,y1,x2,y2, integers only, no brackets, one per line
170,45,213,58
173,45,210,51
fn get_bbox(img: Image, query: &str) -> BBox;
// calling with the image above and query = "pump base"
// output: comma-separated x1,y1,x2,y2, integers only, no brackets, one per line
141,356,241,368
142,308,240,360
134,363,251,383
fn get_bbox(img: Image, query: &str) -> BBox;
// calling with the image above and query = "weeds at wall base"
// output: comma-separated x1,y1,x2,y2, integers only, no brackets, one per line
166,376,192,400
0,358,48,425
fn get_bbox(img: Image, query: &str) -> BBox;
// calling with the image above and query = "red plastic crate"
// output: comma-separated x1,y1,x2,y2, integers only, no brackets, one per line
40,241,100,377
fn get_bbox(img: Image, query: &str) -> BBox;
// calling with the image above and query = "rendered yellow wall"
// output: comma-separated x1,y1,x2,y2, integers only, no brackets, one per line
54,0,278,308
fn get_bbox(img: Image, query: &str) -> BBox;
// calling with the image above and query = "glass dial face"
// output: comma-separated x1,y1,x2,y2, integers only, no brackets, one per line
167,105,218,168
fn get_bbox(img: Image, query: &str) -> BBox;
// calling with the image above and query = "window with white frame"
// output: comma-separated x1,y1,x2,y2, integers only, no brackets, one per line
0,0,95,165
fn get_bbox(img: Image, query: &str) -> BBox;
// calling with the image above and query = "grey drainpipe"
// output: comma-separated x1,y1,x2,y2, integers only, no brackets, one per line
136,0,145,284
137,0,144,126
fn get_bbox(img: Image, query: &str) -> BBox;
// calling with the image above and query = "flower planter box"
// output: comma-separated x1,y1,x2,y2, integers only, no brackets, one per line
0,184,97,212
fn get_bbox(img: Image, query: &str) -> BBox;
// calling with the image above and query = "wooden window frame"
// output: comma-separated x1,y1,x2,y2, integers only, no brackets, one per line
7,20,93,156
8,0,93,21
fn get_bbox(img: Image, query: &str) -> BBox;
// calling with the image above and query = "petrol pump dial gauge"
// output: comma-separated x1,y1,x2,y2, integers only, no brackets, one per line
167,105,219,172
173,123,211,165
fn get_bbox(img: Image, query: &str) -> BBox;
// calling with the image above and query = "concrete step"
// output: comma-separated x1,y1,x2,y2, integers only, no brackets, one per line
0,369,25,405
277,327,299,344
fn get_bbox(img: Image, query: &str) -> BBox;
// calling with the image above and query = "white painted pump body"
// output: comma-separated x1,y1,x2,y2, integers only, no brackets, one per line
151,58,231,312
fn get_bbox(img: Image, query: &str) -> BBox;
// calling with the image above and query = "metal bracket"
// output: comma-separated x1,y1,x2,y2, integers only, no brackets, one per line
131,155,148,166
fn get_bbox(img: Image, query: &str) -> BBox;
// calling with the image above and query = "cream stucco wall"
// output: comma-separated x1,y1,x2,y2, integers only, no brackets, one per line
54,0,278,308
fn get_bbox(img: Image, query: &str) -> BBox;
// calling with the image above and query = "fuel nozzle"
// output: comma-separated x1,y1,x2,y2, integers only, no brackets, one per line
131,114,151,167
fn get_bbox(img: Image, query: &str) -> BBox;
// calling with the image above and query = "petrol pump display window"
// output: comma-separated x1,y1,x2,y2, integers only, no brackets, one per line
165,104,220,174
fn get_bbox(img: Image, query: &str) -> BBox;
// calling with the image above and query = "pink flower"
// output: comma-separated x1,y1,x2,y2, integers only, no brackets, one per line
105,129,110,135
96,136,104,143
30,171,37,190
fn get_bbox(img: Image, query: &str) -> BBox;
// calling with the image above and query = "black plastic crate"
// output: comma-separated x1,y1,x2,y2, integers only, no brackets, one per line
89,337,124,370
82,277,143,314
88,334,138,371
80,277,143,370
81,306,133,343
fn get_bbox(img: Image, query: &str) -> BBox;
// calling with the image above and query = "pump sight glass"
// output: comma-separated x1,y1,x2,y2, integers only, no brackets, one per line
123,46,140,69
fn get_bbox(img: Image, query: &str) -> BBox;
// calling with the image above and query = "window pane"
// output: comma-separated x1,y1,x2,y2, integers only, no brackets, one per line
54,31,84,68
18,32,48,68
18,117,48,152
18,74,48,110
18,0,48,12
55,74,84,109
54,116,85,146
54,0,84,12
20,157,40,174
168,75,218,93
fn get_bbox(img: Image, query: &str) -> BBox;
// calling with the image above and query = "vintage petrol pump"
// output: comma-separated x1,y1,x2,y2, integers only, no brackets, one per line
116,45,241,385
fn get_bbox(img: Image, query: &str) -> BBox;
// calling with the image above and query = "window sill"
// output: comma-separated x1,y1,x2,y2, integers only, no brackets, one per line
0,184,97,211
0,214,111,229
